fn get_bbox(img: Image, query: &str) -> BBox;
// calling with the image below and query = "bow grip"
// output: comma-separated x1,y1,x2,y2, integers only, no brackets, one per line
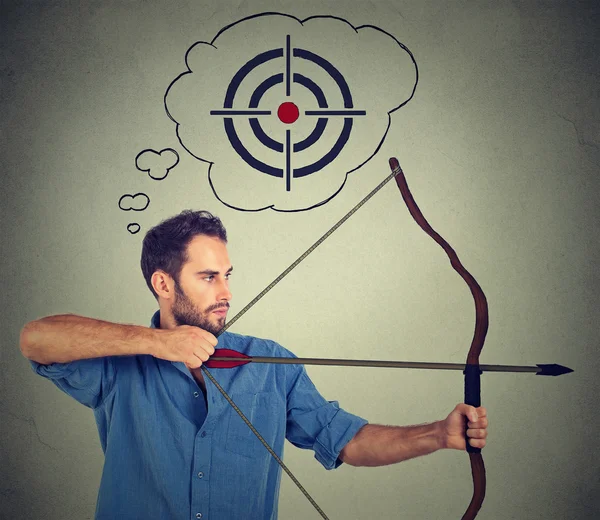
463,364,482,454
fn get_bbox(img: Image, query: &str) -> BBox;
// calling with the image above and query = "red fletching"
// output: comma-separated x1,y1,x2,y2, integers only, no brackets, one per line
204,348,252,369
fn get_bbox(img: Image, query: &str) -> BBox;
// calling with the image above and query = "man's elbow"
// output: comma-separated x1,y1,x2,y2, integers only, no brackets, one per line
19,322,35,358
19,316,60,362
20,314,74,355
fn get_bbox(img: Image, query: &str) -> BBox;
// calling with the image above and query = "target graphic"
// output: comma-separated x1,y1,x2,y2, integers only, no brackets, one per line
210,35,366,191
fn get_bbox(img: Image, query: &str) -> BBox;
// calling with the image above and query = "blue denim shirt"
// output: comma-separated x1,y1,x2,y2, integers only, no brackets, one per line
29,311,368,519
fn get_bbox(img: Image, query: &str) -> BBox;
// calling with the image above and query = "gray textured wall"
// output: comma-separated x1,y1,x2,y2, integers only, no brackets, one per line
1,1,598,519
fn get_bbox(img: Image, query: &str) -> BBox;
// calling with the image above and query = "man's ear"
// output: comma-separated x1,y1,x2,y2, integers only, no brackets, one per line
152,270,174,300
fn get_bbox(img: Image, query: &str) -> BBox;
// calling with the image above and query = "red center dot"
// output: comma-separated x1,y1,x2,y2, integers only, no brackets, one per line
277,102,299,124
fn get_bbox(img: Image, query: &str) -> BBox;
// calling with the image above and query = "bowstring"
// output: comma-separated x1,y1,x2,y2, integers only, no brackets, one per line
201,164,402,518
220,166,401,333
200,367,329,519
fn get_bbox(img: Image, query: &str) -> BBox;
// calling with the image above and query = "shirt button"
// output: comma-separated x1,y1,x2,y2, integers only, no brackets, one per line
193,392,199,398
197,471,204,479
196,513,202,519
201,431,207,438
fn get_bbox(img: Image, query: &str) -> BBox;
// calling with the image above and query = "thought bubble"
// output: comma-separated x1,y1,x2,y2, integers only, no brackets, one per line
118,193,150,211
127,223,141,234
135,148,180,180
165,13,417,212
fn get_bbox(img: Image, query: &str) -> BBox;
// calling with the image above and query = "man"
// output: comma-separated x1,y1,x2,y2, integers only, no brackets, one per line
20,210,488,519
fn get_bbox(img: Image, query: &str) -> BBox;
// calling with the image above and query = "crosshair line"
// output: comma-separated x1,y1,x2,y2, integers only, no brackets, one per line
286,34,291,97
286,129,292,191
210,110,272,115
305,110,367,116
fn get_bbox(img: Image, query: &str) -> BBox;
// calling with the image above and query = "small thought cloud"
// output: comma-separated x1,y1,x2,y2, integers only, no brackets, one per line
165,13,417,212
118,192,150,211
136,148,180,180
127,223,141,234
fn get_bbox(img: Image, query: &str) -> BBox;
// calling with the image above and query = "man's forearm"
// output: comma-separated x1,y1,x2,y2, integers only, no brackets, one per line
20,314,158,365
340,422,445,467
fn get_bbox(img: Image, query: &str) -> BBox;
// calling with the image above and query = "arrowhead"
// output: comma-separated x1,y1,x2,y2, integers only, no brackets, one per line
536,364,574,376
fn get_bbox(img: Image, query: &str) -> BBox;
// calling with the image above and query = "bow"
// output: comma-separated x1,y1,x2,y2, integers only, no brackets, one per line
390,157,487,519
196,157,487,518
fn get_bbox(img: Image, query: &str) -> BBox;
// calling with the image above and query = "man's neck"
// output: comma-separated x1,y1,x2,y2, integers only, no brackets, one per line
159,311,176,330
157,309,208,398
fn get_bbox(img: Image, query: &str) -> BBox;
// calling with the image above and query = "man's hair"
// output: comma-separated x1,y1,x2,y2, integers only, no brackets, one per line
141,210,227,300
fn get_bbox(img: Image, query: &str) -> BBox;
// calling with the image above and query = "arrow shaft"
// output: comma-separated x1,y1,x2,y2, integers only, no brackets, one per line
208,356,542,373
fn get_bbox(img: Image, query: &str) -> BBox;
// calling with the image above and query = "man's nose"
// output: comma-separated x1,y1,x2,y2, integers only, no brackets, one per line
217,280,232,301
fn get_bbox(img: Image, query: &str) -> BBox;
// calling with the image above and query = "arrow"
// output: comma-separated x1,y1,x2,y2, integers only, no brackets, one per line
204,348,573,375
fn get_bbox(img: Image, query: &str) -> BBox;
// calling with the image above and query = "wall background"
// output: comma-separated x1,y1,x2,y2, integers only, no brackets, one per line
1,1,598,518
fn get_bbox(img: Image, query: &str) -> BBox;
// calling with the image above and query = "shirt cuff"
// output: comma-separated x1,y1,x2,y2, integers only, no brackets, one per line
29,358,79,379
313,408,368,470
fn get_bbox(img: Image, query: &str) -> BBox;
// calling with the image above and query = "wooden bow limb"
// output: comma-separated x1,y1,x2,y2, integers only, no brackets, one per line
390,157,487,519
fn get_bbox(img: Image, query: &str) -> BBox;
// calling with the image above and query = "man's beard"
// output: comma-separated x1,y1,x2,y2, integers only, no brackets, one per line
171,281,228,335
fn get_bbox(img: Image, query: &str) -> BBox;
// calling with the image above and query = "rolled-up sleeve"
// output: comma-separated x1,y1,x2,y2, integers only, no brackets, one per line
29,357,117,409
285,368,368,470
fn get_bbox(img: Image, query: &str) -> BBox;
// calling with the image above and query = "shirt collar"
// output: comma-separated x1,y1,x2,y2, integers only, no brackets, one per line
149,309,161,329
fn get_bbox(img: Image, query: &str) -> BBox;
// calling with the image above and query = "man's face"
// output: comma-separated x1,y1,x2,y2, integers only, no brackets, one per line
170,235,233,335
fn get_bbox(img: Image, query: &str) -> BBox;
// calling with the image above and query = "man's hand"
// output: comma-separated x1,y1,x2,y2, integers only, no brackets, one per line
441,404,488,451
152,325,217,369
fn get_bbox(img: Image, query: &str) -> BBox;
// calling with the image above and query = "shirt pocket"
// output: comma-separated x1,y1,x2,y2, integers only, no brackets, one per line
224,392,282,459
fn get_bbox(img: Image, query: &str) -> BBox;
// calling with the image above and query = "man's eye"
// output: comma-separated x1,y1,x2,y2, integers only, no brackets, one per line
225,273,232,280
204,276,214,281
